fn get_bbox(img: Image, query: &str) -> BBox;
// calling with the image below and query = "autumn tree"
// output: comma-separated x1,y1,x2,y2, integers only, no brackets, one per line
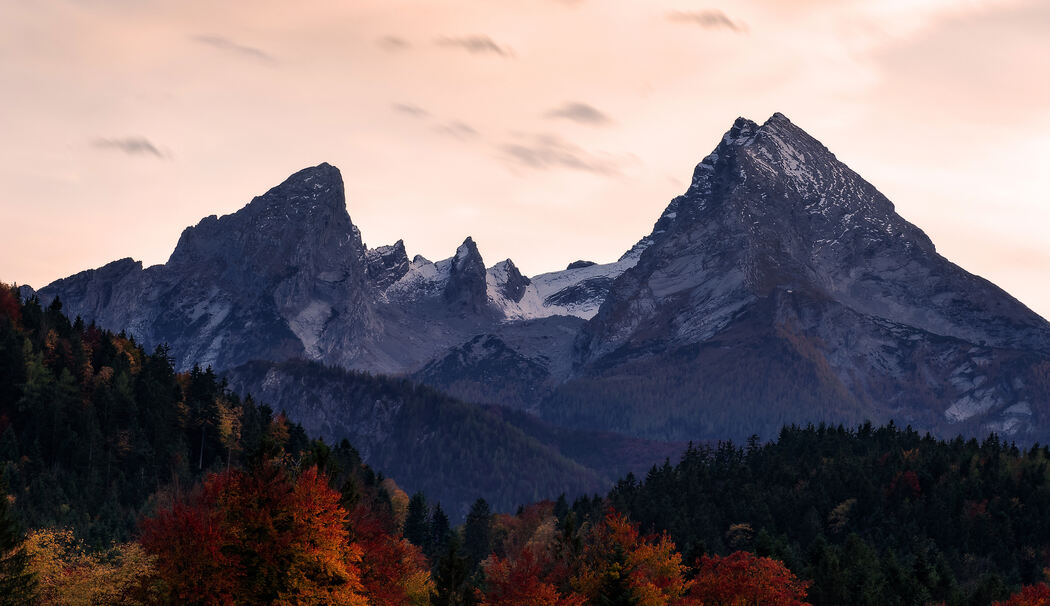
24,527,156,606
141,462,367,605
346,498,432,605
690,550,812,606
994,583,1050,606
570,512,692,606
482,508,692,606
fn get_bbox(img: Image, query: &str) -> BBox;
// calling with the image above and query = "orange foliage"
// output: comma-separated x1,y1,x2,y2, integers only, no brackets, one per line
482,545,584,606
141,463,367,605
994,583,1050,606
690,551,811,606
572,512,692,606
482,509,693,606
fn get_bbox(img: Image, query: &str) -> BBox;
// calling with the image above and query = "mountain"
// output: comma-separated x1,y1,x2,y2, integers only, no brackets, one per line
221,359,684,517
36,114,1050,445
544,113,1050,441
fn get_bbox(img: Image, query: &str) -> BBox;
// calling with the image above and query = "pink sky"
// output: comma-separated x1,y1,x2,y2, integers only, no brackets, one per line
2,0,1048,318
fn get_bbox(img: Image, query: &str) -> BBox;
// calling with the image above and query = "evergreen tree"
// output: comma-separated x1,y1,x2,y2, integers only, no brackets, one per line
432,533,476,606
429,503,452,561
404,492,430,548
594,545,637,606
0,477,36,605
463,498,492,569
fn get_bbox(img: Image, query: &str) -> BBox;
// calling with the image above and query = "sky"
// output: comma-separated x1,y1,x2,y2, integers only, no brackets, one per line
1,0,1049,318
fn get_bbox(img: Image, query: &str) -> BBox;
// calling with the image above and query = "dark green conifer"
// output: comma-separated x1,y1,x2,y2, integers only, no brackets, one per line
0,477,36,605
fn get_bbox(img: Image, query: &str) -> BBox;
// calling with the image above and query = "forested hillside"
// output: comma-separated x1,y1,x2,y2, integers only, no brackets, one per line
610,423,1050,605
0,285,320,544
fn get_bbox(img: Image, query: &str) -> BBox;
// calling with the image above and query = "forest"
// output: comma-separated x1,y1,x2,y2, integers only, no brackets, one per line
1,282,1049,605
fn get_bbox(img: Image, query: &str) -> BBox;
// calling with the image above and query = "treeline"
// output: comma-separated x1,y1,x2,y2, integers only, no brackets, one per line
609,422,1050,605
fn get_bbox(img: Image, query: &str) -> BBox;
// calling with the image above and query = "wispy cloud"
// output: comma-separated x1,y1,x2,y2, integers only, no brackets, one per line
436,121,479,139
191,34,276,63
667,10,746,32
545,102,612,126
499,134,622,175
91,137,168,159
436,35,512,57
391,103,430,118
378,35,410,51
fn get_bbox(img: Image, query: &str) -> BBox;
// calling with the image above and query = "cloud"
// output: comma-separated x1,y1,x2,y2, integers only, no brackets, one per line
498,134,622,175
91,137,168,158
378,35,410,51
391,103,430,118
544,102,612,125
436,35,512,57
191,34,276,63
667,10,745,32
436,121,479,139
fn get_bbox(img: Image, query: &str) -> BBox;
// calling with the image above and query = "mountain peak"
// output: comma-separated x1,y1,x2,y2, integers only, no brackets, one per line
245,162,345,216
445,237,489,313
167,162,362,277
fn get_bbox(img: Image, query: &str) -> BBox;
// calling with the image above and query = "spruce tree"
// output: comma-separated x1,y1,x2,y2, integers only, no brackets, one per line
463,498,492,569
595,545,636,606
404,492,430,548
429,503,451,561
432,534,476,606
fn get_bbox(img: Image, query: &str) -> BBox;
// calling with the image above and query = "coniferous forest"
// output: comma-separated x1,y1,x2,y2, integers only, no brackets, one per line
3,281,1050,605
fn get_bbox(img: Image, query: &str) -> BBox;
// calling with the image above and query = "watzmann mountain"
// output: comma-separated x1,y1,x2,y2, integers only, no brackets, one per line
38,113,1050,445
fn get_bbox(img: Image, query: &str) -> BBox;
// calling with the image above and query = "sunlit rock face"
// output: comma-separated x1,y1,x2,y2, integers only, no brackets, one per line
41,115,1050,443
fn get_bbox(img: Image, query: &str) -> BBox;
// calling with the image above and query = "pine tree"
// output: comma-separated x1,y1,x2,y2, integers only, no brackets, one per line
429,503,452,561
432,534,476,606
404,492,430,549
594,545,636,606
0,478,36,605
463,498,492,569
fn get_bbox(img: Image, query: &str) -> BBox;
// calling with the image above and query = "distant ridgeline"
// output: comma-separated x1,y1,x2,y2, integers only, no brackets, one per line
4,284,1050,603
37,114,1050,448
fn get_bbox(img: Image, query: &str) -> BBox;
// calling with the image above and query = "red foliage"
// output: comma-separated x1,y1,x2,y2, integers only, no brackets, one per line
347,500,430,605
482,545,584,606
994,583,1050,606
481,509,693,605
140,496,237,604
889,470,922,498
0,284,20,327
141,464,367,605
691,551,812,606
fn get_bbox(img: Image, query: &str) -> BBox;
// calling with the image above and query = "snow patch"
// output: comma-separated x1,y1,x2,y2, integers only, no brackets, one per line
289,301,333,358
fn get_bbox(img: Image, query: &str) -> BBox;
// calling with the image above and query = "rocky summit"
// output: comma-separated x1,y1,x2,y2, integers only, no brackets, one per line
38,114,1050,443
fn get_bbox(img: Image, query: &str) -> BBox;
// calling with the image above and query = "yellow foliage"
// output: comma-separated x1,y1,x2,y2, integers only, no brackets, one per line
26,528,158,606
380,477,410,528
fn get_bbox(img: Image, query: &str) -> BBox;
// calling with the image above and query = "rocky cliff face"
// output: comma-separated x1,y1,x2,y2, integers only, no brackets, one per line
550,113,1050,441
43,163,378,370
38,116,1050,442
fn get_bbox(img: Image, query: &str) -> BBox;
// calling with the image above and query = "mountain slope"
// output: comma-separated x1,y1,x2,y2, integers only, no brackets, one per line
547,113,1050,441
221,359,680,517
